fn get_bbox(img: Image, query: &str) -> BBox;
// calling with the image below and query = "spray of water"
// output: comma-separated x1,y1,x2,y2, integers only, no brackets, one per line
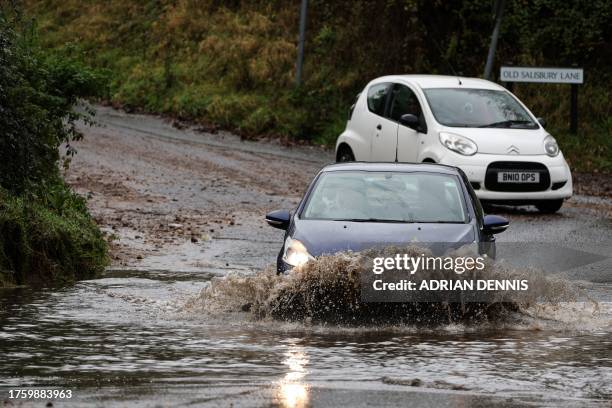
185,245,584,326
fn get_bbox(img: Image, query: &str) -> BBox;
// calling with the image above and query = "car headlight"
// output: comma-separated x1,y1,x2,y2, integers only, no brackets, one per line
282,237,314,268
544,135,559,157
439,132,478,156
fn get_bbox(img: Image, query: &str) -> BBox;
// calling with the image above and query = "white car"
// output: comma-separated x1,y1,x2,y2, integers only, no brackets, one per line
335,75,573,213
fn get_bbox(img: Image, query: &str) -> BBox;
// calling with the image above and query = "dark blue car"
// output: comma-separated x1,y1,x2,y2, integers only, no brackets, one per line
266,162,509,273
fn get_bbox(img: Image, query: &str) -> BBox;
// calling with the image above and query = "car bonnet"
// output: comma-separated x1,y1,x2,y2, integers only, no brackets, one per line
291,218,476,257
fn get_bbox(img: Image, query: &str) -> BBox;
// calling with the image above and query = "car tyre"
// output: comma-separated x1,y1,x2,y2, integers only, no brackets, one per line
336,145,355,162
535,199,563,214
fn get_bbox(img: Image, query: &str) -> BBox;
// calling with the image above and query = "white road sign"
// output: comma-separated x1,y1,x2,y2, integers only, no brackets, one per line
500,67,583,84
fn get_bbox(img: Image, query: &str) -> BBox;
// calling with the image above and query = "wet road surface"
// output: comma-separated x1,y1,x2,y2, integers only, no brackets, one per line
1,105,611,407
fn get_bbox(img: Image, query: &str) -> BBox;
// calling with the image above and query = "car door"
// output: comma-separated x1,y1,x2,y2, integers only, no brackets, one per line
367,83,398,161
388,84,426,163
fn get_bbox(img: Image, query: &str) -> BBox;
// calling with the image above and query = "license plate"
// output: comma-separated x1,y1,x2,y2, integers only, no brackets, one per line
497,171,540,183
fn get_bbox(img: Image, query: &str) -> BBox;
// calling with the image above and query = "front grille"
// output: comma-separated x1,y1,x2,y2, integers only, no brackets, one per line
485,162,551,192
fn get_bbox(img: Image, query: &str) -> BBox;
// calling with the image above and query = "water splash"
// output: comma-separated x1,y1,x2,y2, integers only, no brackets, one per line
185,245,598,327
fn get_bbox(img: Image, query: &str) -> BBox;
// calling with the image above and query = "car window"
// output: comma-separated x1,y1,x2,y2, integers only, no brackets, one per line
389,84,423,121
302,171,467,223
423,88,538,129
367,83,390,116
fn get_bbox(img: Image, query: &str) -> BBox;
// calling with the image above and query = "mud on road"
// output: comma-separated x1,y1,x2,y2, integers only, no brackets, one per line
65,105,332,273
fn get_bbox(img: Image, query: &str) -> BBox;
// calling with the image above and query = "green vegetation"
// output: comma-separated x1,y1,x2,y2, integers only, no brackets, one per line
0,6,108,287
24,0,611,172
0,185,108,287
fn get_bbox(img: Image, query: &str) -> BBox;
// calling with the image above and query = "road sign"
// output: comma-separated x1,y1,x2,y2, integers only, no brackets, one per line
500,66,583,133
500,66,583,84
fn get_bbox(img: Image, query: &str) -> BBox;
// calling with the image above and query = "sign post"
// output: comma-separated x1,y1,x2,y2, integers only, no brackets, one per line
570,83,578,134
500,66,583,134
295,0,308,87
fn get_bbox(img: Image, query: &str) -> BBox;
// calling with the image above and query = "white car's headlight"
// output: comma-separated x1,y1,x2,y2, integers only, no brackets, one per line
439,132,478,156
282,237,313,268
544,135,560,157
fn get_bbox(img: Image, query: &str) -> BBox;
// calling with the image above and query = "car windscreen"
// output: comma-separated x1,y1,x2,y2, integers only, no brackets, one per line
301,171,467,223
423,88,538,129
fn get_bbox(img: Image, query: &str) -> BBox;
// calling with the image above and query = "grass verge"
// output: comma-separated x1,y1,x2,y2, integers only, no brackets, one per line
0,184,108,288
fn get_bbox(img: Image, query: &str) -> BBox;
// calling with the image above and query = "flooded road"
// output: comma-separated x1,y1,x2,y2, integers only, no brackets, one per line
2,271,611,407
1,106,611,407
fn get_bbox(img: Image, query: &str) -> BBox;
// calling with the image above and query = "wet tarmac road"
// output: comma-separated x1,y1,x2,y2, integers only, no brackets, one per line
0,105,611,407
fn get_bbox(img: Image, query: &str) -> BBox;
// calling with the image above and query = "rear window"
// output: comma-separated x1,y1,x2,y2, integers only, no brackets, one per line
367,83,390,116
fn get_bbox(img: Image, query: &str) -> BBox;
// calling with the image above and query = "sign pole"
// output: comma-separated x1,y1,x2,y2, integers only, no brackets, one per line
570,84,578,134
295,0,308,87
484,0,506,80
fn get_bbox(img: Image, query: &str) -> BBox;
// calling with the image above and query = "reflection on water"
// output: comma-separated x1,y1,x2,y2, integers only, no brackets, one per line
277,344,310,408
279,383,309,408
0,271,611,406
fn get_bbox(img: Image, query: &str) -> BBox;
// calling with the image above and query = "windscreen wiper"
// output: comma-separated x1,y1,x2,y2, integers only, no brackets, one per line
333,218,413,223
478,120,533,128
420,220,465,224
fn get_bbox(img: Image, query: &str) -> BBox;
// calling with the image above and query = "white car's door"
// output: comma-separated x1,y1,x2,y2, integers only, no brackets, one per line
370,116,398,161
388,84,423,163
396,126,419,162
364,83,398,161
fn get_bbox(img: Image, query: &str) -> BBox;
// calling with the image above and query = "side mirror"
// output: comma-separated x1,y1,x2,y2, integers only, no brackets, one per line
537,117,546,127
399,113,420,131
265,210,291,230
483,214,509,235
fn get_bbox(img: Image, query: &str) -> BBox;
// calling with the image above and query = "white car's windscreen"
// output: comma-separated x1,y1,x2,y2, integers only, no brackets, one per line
423,88,539,129
302,171,467,223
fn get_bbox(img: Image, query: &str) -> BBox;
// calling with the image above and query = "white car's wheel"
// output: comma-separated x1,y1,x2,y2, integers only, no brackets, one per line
337,145,355,162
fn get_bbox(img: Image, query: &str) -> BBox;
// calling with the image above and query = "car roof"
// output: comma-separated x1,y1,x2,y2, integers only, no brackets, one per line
321,162,461,176
371,74,505,90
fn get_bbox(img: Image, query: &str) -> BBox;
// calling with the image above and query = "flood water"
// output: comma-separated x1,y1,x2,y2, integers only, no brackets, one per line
1,268,611,407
